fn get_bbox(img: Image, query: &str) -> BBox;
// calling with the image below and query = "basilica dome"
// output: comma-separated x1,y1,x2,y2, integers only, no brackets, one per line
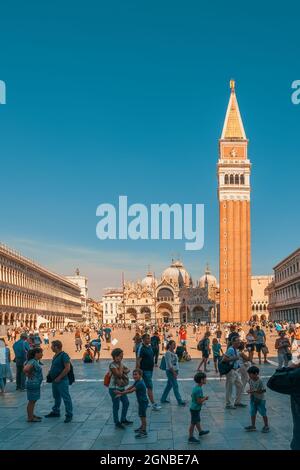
199,264,218,288
161,260,191,287
141,272,156,288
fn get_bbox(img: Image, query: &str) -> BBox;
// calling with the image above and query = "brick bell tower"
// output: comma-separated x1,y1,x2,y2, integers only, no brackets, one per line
218,80,251,323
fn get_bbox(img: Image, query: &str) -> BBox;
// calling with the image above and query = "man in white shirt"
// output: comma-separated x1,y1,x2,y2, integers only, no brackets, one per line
223,337,246,409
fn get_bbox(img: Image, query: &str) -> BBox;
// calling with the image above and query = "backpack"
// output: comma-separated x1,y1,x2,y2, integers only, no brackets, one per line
197,339,205,351
58,352,75,385
104,371,112,387
160,355,167,371
68,362,75,385
217,356,234,375
267,367,300,395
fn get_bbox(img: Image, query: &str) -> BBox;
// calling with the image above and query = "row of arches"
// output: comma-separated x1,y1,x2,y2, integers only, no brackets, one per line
123,303,212,323
0,261,80,303
224,174,245,185
0,288,80,316
252,304,268,312
0,312,67,329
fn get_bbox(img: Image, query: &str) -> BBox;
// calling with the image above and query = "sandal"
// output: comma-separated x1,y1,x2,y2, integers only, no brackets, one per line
27,417,41,422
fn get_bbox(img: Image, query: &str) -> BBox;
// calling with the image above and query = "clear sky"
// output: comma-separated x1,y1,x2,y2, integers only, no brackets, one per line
0,1,299,298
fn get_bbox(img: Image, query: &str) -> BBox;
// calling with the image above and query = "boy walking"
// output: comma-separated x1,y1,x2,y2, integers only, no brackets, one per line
188,372,210,443
115,369,149,439
245,365,270,433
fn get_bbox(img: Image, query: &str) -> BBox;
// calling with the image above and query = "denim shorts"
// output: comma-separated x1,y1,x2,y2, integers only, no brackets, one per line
138,401,148,418
190,409,201,424
142,370,153,390
250,398,267,417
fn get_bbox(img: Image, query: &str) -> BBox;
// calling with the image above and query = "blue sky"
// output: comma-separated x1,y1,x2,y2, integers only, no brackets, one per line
0,1,299,297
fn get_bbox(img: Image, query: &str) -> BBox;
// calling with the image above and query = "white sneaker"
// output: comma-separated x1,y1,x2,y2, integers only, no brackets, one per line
152,403,162,411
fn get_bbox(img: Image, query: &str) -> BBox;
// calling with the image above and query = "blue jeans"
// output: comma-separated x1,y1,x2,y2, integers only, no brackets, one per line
16,364,26,390
109,389,129,424
52,379,73,417
161,370,183,404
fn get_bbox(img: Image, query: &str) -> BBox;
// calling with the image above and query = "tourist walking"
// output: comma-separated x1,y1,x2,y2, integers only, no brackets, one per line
188,372,209,444
197,331,211,372
223,336,246,409
13,333,30,391
212,337,223,373
45,340,73,423
104,326,112,351
0,339,13,393
150,331,160,366
160,340,185,406
255,325,266,364
108,348,132,429
246,328,256,363
275,330,291,368
74,329,82,352
133,332,142,356
43,332,49,348
136,334,161,410
23,347,43,422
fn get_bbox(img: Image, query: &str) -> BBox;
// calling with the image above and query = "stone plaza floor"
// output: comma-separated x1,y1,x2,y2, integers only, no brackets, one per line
0,358,293,450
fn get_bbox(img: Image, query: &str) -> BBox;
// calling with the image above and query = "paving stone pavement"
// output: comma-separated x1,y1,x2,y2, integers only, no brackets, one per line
0,359,293,450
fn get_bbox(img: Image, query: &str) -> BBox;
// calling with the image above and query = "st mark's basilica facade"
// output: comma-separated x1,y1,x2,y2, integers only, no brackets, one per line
118,260,219,325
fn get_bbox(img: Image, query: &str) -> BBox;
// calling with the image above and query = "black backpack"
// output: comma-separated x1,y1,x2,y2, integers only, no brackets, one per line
197,339,205,351
267,367,300,395
217,356,234,376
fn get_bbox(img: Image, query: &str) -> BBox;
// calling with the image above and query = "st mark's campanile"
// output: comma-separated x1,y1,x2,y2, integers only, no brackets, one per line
218,81,251,323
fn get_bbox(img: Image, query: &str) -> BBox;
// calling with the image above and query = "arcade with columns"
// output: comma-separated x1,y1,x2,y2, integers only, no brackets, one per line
0,243,82,330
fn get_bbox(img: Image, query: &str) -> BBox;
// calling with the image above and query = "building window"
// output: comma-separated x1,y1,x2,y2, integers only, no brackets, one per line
240,175,245,185
230,175,234,184
235,174,239,185
224,174,229,184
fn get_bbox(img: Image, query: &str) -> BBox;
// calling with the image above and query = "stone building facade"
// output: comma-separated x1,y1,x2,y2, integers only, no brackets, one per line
0,243,82,329
266,248,300,323
251,275,273,321
116,260,218,325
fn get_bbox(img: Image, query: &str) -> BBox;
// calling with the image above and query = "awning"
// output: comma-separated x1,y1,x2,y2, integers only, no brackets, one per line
64,318,78,324
37,316,50,328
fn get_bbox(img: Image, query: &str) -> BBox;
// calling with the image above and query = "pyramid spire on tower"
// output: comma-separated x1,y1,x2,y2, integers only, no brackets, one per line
221,80,247,140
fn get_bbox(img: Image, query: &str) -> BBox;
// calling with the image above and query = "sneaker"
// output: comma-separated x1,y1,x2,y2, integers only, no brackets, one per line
262,426,270,433
152,403,162,411
244,425,256,432
135,431,148,439
234,403,247,408
64,416,73,423
115,422,125,429
199,430,210,436
45,412,60,418
225,405,236,410
121,419,133,425
178,401,186,406
134,427,142,433
188,436,200,443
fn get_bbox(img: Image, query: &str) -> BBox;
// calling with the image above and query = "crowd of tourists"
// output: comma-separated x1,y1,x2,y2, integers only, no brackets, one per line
0,319,300,450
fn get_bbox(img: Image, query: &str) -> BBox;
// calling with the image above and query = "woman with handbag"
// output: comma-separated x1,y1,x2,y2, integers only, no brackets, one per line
108,348,133,429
